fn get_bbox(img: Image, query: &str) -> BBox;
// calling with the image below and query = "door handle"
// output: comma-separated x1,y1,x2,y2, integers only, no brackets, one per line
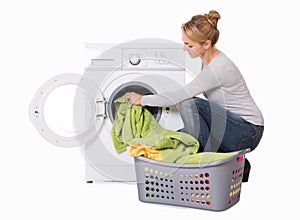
96,99,107,118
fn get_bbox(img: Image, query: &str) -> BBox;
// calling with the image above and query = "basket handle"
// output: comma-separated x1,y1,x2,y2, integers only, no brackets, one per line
236,148,251,162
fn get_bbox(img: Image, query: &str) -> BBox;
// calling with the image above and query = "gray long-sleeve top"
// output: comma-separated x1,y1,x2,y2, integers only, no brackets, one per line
141,52,264,126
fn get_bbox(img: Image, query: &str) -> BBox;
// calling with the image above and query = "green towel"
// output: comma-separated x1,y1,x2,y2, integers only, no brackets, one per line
176,151,238,164
111,96,238,164
111,96,200,162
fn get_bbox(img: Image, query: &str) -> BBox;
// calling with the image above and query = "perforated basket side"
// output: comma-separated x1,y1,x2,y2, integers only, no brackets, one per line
135,158,178,204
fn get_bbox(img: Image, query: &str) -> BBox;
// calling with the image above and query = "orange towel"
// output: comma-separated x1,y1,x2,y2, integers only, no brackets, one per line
127,143,163,161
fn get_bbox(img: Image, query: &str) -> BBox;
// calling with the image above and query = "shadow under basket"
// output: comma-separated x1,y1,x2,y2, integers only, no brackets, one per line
133,149,250,211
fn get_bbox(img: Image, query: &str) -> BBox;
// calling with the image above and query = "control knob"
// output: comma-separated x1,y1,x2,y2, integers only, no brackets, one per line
129,55,141,65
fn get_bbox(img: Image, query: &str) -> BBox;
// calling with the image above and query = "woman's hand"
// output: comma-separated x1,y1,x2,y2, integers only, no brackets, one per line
125,92,142,105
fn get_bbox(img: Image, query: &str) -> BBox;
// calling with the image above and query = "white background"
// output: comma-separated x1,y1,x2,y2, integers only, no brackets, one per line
1,0,300,219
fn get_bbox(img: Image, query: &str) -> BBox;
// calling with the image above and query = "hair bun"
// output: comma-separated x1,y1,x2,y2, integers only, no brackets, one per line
205,10,221,28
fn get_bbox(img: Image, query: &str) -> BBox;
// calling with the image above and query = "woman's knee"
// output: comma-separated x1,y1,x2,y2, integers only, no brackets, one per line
179,98,208,114
179,98,195,113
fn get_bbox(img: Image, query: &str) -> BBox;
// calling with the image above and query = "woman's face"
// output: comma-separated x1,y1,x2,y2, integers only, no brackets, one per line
181,31,207,58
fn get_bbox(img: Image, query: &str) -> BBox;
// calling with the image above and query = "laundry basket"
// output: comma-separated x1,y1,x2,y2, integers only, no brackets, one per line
133,149,250,211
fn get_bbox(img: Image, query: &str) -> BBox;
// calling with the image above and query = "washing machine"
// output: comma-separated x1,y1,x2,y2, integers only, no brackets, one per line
29,38,188,183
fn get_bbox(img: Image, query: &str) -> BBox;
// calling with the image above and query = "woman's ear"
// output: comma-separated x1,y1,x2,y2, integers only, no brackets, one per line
203,40,212,50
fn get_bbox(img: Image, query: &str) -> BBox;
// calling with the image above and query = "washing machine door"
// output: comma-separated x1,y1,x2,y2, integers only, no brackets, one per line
29,73,106,148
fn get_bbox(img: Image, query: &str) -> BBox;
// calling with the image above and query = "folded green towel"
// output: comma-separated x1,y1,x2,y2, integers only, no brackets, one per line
111,96,200,162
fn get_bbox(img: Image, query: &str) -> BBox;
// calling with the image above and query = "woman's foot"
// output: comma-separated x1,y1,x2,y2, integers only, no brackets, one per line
242,158,251,182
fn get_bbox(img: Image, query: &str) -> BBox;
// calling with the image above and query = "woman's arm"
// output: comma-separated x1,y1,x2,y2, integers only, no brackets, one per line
126,66,221,106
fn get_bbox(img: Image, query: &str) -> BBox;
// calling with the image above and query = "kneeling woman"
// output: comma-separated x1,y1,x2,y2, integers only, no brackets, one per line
125,10,264,180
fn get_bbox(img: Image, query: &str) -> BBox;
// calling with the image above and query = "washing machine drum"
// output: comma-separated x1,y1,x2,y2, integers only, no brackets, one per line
107,81,162,123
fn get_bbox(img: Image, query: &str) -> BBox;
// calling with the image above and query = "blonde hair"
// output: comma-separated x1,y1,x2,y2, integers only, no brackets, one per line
182,10,221,46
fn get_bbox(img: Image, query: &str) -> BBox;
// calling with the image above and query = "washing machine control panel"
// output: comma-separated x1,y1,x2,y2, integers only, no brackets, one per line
122,48,184,70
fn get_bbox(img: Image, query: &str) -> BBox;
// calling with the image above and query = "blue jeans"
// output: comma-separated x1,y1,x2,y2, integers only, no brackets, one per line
179,98,264,152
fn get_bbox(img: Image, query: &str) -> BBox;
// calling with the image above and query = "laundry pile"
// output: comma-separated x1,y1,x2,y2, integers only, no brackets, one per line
111,96,237,164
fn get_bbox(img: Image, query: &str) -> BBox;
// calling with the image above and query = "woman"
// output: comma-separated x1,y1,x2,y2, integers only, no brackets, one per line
125,10,264,180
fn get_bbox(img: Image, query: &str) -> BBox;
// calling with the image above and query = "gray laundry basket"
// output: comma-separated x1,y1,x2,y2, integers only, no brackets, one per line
133,149,250,211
